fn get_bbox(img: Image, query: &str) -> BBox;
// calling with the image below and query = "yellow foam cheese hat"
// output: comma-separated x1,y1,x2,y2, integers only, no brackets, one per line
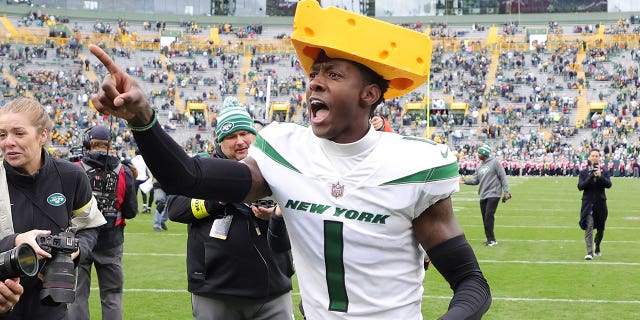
291,0,432,99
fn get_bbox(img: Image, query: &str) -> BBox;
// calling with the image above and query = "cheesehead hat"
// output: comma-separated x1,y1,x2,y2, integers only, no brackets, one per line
291,0,432,99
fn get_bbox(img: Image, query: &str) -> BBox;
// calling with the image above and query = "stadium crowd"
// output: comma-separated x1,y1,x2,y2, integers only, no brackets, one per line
1,11,640,178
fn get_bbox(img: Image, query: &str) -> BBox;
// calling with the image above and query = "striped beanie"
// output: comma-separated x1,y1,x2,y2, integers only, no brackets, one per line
477,144,492,157
215,107,257,142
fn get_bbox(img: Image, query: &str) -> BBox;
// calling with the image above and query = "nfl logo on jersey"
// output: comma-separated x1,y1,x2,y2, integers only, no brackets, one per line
331,182,344,198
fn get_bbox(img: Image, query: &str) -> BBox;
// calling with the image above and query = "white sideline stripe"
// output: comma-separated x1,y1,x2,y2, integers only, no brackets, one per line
480,259,640,266
108,289,640,304
469,238,640,244
124,253,640,265
468,238,640,244
464,224,640,230
127,232,185,236
422,295,640,304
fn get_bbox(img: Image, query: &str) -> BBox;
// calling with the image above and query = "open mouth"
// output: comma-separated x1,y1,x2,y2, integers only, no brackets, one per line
310,99,329,122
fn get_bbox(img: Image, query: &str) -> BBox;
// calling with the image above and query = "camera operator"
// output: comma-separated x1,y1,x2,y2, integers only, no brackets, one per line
68,125,138,320
0,98,106,319
578,148,612,260
165,106,294,319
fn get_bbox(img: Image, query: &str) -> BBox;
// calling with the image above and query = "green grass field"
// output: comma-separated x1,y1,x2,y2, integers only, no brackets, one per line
87,177,640,319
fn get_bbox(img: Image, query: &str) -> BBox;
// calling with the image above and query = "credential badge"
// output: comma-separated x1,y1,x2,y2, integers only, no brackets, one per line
331,182,344,198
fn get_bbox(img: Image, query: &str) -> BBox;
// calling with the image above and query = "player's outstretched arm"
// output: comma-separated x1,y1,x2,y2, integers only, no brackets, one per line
413,197,492,320
88,44,154,126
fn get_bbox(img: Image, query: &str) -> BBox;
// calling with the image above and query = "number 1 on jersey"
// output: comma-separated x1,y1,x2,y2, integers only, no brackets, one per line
324,220,348,312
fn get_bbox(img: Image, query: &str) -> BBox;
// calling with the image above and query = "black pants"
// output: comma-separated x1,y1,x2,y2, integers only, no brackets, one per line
480,197,500,242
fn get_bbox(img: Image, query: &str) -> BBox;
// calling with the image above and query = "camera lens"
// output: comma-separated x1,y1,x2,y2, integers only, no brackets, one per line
14,244,38,276
0,243,39,279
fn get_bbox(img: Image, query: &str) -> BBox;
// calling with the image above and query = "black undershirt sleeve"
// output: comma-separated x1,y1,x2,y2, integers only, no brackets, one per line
132,121,252,202
426,234,492,320
268,214,291,253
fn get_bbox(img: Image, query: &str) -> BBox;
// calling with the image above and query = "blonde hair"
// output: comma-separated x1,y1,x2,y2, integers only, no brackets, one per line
1,98,54,138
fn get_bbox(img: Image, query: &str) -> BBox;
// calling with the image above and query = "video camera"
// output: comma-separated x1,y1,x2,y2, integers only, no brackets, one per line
36,231,79,305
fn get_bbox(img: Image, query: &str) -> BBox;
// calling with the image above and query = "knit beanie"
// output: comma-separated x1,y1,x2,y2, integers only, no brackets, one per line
478,144,492,157
216,107,257,142
222,96,241,109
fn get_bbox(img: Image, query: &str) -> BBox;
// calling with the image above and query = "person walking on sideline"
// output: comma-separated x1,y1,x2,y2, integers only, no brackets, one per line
461,144,511,246
87,1,491,318
578,148,612,260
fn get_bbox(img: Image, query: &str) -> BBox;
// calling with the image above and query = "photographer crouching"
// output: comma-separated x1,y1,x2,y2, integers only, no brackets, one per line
578,148,612,260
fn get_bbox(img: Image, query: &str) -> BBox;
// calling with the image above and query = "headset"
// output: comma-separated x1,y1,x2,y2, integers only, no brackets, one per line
82,127,93,151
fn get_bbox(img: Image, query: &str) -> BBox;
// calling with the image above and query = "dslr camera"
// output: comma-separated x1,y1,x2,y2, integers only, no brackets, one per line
587,160,599,174
252,199,276,208
37,231,79,305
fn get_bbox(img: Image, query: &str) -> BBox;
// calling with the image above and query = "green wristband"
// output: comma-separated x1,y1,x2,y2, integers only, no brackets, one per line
127,109,157,132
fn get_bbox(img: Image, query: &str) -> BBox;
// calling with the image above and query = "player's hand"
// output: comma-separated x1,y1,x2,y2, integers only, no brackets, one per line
459,176,465,184
88,44,154,126
370,116,384,131
503,193,511,201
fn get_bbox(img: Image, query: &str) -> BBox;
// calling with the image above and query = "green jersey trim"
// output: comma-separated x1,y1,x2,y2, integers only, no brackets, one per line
402,136,437,145
253,134,301,173
381,161,459,185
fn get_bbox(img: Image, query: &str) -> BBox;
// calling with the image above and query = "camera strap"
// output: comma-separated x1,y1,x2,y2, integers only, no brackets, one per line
0,162,15,238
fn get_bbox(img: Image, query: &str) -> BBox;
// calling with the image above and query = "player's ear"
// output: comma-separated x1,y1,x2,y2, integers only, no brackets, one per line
361,83,381,108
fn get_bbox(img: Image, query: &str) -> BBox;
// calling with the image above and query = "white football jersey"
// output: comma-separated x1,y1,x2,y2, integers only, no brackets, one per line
249,123,459,320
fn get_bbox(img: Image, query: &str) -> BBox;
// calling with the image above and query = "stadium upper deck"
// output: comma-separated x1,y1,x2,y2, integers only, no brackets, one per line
1,3,640,165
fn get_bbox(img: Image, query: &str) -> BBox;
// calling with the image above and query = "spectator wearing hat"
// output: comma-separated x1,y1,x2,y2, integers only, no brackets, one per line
165,107,294,319
461,144,511,246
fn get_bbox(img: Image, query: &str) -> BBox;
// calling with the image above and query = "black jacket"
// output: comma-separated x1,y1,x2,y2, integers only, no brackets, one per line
577,167,612,202
0,151,102,320
577,167,612,230
166,147,293,299
81,151,138,250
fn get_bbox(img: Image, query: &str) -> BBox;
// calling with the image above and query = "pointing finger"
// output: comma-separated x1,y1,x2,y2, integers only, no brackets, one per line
89,44,122,76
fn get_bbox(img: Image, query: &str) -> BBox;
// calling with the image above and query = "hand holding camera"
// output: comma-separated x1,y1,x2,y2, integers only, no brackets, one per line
251,199,280,220
592,162,601,177
14,229,52,260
